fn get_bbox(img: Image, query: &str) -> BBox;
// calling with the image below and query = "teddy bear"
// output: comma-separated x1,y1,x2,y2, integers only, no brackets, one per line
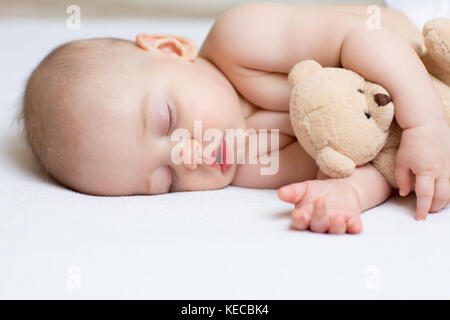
288,18,450,188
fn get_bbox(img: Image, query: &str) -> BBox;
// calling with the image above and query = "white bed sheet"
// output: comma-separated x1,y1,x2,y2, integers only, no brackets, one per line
1,17,449,299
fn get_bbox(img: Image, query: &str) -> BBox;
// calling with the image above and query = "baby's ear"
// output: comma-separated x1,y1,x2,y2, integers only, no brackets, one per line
136,34,198,62
288,60,323,86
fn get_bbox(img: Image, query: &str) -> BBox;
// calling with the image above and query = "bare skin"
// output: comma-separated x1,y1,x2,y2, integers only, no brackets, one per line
200,3,449,233
29,3,449,234
278,164,392,234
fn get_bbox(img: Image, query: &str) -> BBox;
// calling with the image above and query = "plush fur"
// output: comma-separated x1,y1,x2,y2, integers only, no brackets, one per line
289,18,450,188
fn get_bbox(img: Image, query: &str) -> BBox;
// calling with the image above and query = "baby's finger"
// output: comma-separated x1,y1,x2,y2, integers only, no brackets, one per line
328,216,346,234
395,163,413,197
278,183,307,204
430,177,450,213
415,175,435,220
291,208,311,231
310,198,329,233
347,216,363,234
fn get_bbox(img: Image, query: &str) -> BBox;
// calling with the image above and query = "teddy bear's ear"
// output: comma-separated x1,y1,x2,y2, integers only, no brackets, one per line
288,60,323,86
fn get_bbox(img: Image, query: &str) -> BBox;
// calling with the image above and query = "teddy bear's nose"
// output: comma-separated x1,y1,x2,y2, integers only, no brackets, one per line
374,94,391,107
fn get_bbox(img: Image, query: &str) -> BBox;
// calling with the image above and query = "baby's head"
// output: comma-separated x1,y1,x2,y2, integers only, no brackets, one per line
23,35,245,195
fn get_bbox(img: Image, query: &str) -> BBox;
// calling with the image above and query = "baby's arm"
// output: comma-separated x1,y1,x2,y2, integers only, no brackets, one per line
202,2,427,112
278,164,392,234
204,2,449,219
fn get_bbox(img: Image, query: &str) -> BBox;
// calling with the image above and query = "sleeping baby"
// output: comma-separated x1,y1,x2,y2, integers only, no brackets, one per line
22,3,449,234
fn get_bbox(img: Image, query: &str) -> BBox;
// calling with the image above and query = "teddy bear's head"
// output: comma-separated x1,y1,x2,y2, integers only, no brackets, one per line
289,60,395,178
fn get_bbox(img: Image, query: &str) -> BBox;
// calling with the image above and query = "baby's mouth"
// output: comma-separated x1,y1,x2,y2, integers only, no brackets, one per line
208,138,232,173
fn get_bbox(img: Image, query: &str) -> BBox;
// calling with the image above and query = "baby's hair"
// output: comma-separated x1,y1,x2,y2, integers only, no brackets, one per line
20,37,135,186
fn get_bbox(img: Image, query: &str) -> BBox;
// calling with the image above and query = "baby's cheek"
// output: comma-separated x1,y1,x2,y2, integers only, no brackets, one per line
149,167,171,194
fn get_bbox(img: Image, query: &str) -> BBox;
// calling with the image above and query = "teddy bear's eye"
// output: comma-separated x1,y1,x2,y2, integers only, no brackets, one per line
365,112,371,119
358,89,365,94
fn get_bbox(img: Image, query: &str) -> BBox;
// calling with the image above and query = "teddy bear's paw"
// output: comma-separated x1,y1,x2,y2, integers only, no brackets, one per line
316,147,356,178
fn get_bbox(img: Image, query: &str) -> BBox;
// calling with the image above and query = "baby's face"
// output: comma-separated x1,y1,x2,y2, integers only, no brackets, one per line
65,36,246,195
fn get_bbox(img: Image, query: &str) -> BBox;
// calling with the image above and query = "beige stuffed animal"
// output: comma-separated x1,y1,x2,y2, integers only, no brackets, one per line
289,18,450,188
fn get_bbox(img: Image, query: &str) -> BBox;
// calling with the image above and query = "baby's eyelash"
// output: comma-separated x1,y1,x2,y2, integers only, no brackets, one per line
167,104,177,136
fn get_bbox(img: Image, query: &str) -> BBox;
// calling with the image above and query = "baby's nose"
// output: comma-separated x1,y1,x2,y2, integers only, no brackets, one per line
181,139,202,170
374,93,391,107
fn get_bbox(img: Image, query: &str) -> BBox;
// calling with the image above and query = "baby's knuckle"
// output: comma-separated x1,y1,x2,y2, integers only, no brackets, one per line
418,169,436,178
417,190,434,199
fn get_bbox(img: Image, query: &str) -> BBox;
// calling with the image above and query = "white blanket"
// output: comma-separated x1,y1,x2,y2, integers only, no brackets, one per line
385,0,450,29
1,17,449,299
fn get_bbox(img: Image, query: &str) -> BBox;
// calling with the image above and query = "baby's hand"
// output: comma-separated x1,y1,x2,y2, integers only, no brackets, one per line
395,120,450,220
278,180,363,234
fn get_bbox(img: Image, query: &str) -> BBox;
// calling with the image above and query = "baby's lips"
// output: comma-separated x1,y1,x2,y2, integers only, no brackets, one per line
202,148,216,165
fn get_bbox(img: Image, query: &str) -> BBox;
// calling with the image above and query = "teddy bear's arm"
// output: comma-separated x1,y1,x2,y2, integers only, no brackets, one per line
316,146,356,178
